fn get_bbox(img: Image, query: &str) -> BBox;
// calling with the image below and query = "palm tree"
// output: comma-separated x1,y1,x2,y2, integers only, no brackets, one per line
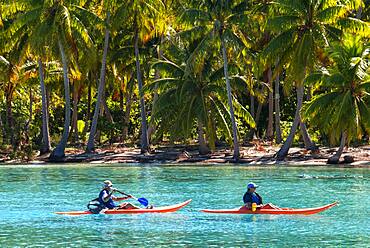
181,0,253,159
264,0,368,160
1,0,52,153
147,42,255,154
112,0,163,153
86,9,110,153
2,0,96,159
304,35,370,164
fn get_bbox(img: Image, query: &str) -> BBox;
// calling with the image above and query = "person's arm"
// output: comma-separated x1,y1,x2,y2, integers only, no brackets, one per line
102,189,118,202
243,192,252,208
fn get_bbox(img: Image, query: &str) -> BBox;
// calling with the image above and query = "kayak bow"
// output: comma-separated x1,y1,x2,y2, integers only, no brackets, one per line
55,199,192,216
201,202,338,215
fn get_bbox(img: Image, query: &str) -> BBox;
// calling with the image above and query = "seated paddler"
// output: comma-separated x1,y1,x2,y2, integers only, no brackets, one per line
99,180,140,210
243,182,279,210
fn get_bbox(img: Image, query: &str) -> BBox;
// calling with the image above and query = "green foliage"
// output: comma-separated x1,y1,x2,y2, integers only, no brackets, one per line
303,34,370,145
0,0,369,158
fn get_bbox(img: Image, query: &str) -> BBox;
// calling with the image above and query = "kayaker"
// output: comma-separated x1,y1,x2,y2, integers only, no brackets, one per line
243,182,263,208
99,180,140,210
243,182,279,210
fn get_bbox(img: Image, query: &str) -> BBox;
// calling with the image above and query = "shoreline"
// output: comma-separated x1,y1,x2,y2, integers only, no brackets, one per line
1,144,369,167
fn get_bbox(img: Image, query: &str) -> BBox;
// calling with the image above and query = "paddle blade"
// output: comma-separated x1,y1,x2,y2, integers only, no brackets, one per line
137,197,149,207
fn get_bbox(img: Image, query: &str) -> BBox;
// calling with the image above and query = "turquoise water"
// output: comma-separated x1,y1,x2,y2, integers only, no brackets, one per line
0,164,369,247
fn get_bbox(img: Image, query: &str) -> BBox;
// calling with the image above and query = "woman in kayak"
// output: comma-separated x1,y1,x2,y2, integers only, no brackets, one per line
99,180,140,209
243,182,279,209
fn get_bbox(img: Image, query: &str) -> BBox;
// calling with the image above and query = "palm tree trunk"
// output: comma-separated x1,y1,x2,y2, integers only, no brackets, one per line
327,131,347,164
0,112,5,143
71,82,79,144
49,40,71,160
102,95,113,123
299,121,317,150
38,59,51,154
276,85,304,161
253,100,263,138
119,88,124,111
274,71,282,144
26,88,33,144
147,35,164,142
198,120,210,155
267,67,274,140
0,113,5,144
250,95,255,118
122,85,132,142
86,11,110,153
83,80,92,136
134,21,149,153
6,90,16,150
299,86,317,150
221,37,239,160
147,83,158,141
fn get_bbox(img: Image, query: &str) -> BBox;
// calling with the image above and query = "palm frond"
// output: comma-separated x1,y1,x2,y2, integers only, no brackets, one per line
151,60,184,77
267,15,300,31
304,71,325,86
272,0,306,15
337,18,370,37
262,29,296,61
233,96,255,128
209,97,232,143
316,5,348,22
180,8,211,24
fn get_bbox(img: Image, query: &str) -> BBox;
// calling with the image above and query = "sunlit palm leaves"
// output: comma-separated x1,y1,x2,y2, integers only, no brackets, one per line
304,35,370,144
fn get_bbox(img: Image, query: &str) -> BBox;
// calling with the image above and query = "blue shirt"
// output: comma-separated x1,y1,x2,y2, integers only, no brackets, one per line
99,189,117,209
243,191,262,205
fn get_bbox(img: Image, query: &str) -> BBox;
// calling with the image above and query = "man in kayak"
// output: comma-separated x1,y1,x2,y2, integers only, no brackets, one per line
243,182,278,210
99,180,140,210
243,182,263,208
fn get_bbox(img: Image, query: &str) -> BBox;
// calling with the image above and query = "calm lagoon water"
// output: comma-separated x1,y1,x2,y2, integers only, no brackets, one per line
0,164,369,247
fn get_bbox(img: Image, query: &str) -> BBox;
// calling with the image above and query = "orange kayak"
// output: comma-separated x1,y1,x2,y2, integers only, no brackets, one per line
55,199,192,216
201,202,337,215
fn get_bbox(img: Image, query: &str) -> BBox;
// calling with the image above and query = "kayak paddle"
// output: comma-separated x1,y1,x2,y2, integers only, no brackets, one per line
115,189,149,207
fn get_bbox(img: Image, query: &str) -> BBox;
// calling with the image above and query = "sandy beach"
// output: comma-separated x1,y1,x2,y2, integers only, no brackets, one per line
2,143,369,167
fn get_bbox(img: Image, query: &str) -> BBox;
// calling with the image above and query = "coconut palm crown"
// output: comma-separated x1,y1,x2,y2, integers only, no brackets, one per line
304,35,370,163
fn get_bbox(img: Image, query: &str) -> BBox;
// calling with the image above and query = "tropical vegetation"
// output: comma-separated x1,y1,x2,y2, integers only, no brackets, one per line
0,0,369,163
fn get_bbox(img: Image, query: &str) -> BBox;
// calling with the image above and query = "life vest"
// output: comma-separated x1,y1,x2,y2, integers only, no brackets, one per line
98,189,117,209
243,191,263,205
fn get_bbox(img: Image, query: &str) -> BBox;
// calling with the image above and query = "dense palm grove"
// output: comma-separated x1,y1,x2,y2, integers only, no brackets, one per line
0,0,369,163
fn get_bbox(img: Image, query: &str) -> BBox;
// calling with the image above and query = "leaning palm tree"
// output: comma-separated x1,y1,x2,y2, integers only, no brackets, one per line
304,35,370,164
264,0,369,160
